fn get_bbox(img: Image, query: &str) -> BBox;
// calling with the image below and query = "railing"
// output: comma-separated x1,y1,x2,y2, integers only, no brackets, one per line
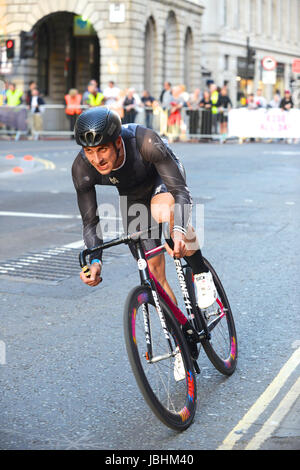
0,104,299,142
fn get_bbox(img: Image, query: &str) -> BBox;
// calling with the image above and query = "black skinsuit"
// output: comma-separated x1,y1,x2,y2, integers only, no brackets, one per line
72,124,192,262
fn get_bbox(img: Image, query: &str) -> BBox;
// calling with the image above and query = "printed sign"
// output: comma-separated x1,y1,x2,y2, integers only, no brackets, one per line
228,109,300,138
262,70,276,85
262,56,277,71
109,4,125,23
292,59,300,74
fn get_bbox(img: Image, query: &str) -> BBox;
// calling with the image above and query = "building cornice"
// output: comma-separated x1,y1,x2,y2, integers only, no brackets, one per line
202,35,300,58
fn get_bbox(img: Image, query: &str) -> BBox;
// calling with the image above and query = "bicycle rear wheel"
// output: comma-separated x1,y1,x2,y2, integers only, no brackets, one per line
124,285,197,431
194,259,238,376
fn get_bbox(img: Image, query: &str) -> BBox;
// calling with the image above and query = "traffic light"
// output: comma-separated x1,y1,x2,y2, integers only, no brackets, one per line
20,31,36,59
247,46,256,64
6,39,15,59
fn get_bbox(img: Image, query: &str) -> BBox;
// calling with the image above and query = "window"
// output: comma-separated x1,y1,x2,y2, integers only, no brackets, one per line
224,54,229,71
184,28,193,92
223,0,228,26
144,17,156,93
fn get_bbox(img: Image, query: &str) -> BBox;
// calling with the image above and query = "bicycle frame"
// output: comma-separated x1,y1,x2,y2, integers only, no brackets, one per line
144,242,210,343
78,229,211,363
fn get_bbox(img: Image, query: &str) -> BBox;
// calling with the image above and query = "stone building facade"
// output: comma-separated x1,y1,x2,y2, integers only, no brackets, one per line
1,0,299,108
201,0,300,104
0,0,204,102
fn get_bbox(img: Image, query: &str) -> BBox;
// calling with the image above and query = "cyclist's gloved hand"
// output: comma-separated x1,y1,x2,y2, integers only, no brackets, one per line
80,261,102,287
173,239,187,258
165,231,187,259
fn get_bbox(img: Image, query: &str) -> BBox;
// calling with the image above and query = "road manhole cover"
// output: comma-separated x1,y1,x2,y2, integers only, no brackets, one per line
0,246,127,283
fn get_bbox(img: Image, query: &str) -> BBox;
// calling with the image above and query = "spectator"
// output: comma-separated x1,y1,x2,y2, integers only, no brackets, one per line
90,79,100,92
160,81,172,108
6,82,23,106
159,81,173,136
254,88,267,108
268,93,281,108
86,83,104,107
28,87,45,136
209,83,219,135
218,86,232,138
82,79,100,106
0,80,8,105
103,81,121,108
64,88,82,138
199,90,212,141
141,90,155,129
280,90,294,111
178,84,189,105
25,80,37,106
186,88,201,140
122,88,138,124
167,85,184,142
247,93,258,110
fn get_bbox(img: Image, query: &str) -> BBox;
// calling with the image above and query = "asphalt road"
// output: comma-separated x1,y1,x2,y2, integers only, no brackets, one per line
0,138,299,451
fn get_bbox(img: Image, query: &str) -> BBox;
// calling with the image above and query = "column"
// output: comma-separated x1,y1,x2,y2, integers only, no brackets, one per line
277,0,281,39
256,0,262,35
267,0,272,37
244,0,251,33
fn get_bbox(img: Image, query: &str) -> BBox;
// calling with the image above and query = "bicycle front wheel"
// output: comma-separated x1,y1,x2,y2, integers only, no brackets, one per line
124,285,197,431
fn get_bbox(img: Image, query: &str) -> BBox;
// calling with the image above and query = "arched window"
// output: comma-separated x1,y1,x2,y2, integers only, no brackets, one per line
162,11,179,85
144,17,156,93
184,27,193,92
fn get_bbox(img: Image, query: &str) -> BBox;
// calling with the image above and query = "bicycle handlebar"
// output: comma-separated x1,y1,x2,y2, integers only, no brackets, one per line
79,226,157,269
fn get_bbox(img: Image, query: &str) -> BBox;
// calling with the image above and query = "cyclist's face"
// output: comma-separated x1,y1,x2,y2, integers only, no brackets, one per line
84,138,121,174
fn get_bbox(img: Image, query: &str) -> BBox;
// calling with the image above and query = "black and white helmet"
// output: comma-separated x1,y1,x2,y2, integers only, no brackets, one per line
74,107,121,147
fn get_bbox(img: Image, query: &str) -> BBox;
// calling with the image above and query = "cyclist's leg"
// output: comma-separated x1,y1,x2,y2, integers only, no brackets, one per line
149,191,179,303
150,190,208,273
119,193,177,304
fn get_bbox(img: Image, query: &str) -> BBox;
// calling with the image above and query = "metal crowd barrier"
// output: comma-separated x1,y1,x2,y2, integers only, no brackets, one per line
0,104,231,142
3,104,298,142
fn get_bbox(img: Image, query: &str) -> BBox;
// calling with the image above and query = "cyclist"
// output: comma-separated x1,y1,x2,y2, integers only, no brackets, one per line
72,106,217,309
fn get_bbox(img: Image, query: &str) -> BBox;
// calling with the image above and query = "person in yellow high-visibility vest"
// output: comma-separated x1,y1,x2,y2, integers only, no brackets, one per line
6,82,23,106
5,83,24,132
86,83,104,107
210,83,219,136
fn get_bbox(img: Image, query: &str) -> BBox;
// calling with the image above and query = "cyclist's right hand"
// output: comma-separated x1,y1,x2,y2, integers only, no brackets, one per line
80,262,102,287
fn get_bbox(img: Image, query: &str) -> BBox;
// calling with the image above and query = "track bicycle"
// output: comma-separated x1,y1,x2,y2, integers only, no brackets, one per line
79,227,237,431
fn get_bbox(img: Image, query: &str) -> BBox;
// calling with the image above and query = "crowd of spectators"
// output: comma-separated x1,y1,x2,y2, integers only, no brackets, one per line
0,77,296,141
244,88,294,111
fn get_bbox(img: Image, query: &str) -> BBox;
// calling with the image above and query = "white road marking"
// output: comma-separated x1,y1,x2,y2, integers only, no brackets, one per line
0,211,79,219
64,240,85,249
217,347,300,450
245,377,300,450
0,211,122,221
263,151,300,156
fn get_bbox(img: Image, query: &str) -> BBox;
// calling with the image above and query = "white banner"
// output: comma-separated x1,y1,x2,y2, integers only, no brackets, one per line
228,108,300,138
